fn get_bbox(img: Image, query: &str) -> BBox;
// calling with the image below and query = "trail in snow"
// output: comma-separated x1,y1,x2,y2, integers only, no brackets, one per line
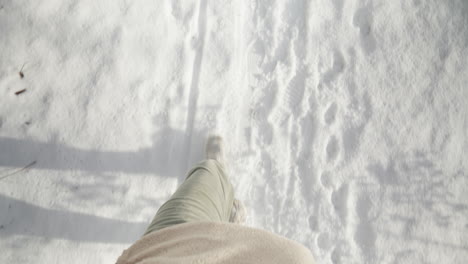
1,0,468,263
183,0,207,172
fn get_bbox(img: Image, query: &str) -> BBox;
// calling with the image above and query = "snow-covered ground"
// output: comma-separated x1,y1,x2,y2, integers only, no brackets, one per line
1,0,468,263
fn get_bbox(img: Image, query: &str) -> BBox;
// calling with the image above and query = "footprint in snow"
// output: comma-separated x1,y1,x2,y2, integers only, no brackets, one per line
353,7,376,54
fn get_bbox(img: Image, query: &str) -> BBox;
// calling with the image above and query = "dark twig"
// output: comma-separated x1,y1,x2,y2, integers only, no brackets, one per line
15,89,27,95
19,63,26,78
0,161,37,181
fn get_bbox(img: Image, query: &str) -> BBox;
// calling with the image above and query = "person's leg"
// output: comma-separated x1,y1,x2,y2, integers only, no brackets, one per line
144,159,234,235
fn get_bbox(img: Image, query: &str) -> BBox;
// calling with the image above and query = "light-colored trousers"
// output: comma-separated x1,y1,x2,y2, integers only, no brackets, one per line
144,160,235,235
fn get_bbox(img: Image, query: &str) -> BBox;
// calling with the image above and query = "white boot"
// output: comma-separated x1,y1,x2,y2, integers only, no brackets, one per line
230,199,247,224
205,135,224,165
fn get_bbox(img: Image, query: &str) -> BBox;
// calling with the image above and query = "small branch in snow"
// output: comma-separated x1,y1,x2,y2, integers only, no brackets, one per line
0,161,37,181
15,89,27,95
19,63,26,78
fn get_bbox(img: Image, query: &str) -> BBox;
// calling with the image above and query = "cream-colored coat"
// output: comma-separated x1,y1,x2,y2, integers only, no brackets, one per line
117,222,315,264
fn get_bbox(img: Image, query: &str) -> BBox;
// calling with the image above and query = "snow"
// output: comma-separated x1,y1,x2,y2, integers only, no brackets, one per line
1,0,468,263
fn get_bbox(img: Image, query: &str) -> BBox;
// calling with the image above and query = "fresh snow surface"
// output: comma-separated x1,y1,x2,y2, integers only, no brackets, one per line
1,0,468,263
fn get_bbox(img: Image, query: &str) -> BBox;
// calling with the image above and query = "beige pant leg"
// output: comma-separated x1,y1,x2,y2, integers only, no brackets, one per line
144,160,234,235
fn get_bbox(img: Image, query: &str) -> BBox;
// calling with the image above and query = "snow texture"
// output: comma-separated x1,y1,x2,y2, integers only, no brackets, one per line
1,0,468,263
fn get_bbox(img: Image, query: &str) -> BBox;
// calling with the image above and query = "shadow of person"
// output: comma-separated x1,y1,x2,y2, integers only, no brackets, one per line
0,193,147,244
0,126,207,180
0,125,211,244
0,104,216,244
